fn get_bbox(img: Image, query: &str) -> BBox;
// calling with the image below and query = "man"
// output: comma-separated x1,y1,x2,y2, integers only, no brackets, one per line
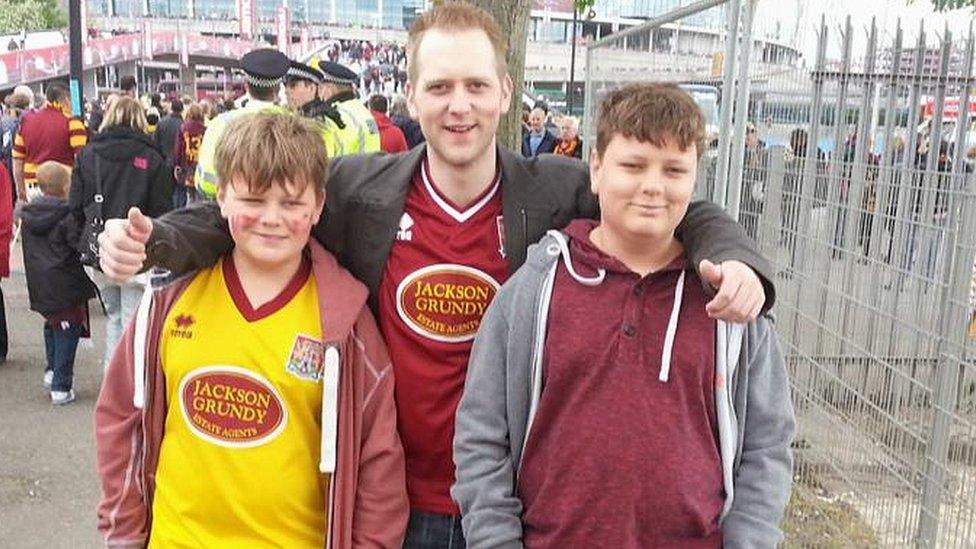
194,48,290,199
312,59,382,154
155,98,183,165
12,83,86,202
390,94,425,149
284,59,345,158
521,106,557,158
1,91,32,182
98,4,772,547
368,94,408,153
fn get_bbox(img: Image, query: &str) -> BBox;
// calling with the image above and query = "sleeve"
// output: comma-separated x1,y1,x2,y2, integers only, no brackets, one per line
146,201,233,275
173,129,185,169
145,154,174,218
676,200,776,312
94,319,150,548
350,308,409,548
67,153,86,212
722,317,796,548
11,129,26,159
453,293,525,549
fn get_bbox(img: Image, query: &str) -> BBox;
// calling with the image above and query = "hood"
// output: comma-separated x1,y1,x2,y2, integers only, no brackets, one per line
21,196,72,235
90,125,160,161
531,221,689,383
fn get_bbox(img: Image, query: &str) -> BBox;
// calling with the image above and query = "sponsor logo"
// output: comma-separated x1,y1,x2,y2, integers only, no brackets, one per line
286,334,325,382
170,313,195,339
178,366,287,448
396,264,499,343
133,156,148,170
396,212,414,241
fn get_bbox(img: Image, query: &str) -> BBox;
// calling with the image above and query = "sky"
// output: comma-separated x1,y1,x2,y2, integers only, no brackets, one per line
769,0,976,60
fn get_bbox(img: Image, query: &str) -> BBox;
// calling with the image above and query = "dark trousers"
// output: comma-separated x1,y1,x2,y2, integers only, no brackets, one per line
403,510,465,549
43,323,81,392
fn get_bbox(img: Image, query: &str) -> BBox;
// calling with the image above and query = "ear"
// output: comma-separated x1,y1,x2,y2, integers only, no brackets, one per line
589,148,602,195
405,82,418,118
216,185,229,218
311,192,326,226
499,74,514,115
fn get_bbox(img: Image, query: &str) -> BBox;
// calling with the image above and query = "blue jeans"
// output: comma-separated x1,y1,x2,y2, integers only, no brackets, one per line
44,323,81,392
403,510,465,549
88,269,145,369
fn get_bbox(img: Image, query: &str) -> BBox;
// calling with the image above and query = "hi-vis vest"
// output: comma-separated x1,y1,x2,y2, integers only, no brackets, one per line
331,96,381,156
194,100,289,200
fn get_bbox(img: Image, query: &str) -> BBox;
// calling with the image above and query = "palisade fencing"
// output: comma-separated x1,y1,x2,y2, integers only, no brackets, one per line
742,17,976,548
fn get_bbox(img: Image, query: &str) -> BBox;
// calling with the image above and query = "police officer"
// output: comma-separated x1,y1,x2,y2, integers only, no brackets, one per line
195,48,290,200
311,60,381,155
285,60,344,158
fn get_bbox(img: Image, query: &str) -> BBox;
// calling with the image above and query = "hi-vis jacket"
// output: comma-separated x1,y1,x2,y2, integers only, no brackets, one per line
93,240,408,548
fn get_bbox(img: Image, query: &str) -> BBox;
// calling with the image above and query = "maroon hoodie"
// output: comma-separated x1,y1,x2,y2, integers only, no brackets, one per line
370,111,408,154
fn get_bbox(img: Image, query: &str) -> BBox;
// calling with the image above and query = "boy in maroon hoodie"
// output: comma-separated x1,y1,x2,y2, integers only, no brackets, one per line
94,113,407,547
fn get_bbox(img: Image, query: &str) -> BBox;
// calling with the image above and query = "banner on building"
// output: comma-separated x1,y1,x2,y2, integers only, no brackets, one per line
238,0,256,40
143,20,153,60
300,25,310,57
276,6,291,57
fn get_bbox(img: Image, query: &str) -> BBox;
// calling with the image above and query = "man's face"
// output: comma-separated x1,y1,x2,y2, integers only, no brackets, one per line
529,109,546,132
406,28,513,170
590,134,697,243
285,80,317,109
217,176,323,269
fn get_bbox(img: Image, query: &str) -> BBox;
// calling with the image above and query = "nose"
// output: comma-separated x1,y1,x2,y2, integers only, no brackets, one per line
447,88,472,116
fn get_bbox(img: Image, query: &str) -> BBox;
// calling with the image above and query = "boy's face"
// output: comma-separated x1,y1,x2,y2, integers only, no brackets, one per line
406,28,513,170
217,176,323,268
590,134,697,243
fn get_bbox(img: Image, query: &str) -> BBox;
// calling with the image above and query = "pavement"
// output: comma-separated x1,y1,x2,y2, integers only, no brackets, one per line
0,242,105,548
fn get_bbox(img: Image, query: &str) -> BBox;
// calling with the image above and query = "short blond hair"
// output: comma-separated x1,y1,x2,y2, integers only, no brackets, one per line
36,161,72,197
100,96,147,133
215,112,328,199
407,2,508,84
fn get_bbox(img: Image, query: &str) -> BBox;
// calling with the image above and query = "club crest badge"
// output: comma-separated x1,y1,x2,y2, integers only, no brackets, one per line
286,334,326,382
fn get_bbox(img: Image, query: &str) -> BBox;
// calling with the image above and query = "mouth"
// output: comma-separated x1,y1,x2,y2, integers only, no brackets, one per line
254,233,289,242
445,124,476,134
631,204,667,213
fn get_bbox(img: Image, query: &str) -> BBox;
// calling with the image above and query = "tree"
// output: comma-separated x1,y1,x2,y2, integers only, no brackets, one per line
467,0,531,151
0,0,67,34
915,0,976,10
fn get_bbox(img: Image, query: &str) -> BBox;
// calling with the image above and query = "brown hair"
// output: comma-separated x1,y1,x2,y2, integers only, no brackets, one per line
36,161,72,197
595,83,706,159
215,112,328,199
100,96,147,133
185,102,205,123
406,2,508,84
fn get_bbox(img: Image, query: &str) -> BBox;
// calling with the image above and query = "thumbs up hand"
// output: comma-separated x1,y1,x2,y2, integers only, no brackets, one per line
98,207,153,282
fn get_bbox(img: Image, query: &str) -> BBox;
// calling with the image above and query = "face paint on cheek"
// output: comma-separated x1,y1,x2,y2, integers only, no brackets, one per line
228,213,259,237
284,212,315,237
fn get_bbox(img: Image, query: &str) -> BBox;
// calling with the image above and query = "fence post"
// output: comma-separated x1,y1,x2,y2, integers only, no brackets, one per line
713,0,742,206
725,0,757,222
915,27,975,548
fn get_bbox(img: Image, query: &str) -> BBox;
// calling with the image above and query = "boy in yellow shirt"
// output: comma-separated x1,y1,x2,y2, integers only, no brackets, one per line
94,113,408,548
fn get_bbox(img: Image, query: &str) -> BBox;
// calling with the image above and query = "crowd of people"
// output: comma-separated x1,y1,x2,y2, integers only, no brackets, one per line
1,3,797,548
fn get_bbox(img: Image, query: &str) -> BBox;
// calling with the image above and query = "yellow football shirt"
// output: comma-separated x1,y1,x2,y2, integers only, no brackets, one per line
149,255,329,548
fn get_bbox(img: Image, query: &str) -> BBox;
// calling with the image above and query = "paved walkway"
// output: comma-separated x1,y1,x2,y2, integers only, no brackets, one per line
0,242,105,548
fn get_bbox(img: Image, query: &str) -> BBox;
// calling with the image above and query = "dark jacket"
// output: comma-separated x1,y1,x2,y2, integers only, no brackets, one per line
154,114,183,163
521,129,558,158
69,125,174,258
145,145,774,315
390,114,424,149
20,196,96,316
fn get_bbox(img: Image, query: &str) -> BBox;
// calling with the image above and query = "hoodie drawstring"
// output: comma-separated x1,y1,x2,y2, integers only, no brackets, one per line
545,230,606,286
658,270,686,383
320,345,341,473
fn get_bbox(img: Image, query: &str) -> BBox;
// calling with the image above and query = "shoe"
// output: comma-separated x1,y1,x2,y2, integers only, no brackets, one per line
51,390,75,406
43,370,53,389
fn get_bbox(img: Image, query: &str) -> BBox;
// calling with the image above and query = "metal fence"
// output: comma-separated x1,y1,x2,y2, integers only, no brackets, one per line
582,3,976,547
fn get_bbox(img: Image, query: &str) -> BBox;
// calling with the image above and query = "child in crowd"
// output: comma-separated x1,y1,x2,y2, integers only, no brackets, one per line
94,112,407,547
20,161,95,404
453,83,796,548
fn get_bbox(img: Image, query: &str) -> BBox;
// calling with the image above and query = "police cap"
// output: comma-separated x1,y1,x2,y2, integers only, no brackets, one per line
286,60,324,85
240,48,290,89
316,61,358,86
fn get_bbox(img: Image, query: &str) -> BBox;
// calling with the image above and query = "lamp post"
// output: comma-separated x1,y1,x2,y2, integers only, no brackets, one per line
567,5,579,115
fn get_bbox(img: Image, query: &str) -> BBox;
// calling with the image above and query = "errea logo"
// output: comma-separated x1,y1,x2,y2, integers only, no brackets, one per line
396,213,414,241
170,313,195,339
